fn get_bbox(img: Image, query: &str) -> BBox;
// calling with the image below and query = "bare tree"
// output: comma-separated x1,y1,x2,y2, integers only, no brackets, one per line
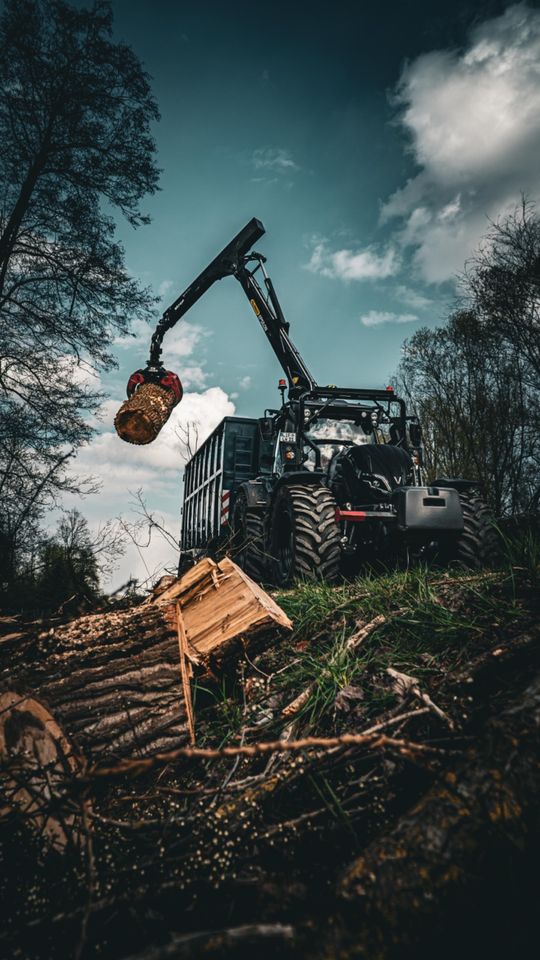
462,199,540,383
175,420,201,462
395,310,539,516
0,0,160,597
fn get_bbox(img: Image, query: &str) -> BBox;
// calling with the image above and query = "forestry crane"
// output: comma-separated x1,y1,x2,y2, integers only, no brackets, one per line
117,218,499,585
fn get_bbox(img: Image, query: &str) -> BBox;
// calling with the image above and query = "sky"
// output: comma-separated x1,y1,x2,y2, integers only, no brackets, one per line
64,0,540,589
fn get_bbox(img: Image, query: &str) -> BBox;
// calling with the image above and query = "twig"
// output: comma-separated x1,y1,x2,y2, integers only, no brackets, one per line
281,684,314,719
282,613,391,718
387,667,455,729
344,612,392,652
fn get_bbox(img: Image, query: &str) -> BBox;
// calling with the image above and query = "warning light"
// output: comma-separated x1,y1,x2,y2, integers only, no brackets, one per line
386,385,394,392
278,379,286,388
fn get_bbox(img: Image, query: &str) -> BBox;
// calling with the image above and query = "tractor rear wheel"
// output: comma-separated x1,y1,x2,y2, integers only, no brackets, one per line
231,492,267,581
270,483,341,587
442,493,500,569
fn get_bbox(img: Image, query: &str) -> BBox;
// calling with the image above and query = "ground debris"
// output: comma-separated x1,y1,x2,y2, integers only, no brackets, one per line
1,561,539,959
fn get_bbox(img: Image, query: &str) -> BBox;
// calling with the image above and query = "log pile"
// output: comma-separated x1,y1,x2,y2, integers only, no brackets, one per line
0,557,292,848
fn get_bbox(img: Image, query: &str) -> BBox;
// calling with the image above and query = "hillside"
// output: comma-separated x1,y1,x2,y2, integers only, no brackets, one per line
1,539,539,960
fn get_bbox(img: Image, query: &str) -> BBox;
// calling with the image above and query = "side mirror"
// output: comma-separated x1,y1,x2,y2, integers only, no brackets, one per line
409,422,423,446
259,417,275,442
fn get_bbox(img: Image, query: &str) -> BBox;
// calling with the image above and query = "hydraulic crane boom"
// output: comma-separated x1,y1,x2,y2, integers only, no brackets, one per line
147,218,316,394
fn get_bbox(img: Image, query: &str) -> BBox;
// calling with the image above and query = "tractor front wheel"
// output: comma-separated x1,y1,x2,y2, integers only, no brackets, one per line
270,483,341,587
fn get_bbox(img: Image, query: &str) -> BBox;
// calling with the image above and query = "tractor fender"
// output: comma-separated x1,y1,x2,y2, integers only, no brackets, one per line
432,478,483,492
235,479,269,510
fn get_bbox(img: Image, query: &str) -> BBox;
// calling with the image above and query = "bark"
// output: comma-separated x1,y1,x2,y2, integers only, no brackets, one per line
323,671,540,959
114,383,176,445
0,603,189,763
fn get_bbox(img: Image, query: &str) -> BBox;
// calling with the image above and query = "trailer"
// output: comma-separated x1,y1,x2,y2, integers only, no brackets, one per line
180,417,272,554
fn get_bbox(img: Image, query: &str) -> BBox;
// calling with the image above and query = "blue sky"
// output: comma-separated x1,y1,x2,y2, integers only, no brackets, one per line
66,0,540,588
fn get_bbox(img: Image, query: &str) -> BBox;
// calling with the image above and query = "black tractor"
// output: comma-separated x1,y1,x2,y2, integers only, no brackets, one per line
133,218,499,585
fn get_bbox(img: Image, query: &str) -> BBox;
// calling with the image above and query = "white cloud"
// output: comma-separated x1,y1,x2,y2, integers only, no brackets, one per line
158,279,173,298
177,365,207,390
395,285,433,309
252,147,299,173
239,375,252,390
382,3,540,282
78,386,235,490
306,240,399,281
112,316,153,348
164,321,209,360
360,310,418,327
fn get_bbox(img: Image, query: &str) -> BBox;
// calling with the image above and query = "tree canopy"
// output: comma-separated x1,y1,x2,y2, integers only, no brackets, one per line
395,202,540,516
0,0,160,594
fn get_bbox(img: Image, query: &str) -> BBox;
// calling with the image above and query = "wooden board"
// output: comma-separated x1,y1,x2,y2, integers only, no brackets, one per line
153,556,292,667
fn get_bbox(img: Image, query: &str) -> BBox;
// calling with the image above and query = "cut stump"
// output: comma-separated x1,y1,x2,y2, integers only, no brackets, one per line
0,692,85,852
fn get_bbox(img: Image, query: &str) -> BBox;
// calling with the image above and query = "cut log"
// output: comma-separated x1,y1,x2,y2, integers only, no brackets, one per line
1,557,291,759
114,382,176,445
0,692,84,852
1,604,190,763
0,558,291,849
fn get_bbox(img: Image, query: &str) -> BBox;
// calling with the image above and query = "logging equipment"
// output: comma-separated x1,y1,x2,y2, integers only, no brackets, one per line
118,218,500,584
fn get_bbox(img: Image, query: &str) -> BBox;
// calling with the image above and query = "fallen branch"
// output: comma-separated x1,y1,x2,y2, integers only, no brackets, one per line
344,612,391,652
81,728,445,787
120,923,296,960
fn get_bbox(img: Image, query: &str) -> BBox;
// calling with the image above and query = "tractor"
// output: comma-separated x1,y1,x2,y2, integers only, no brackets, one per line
126,218,499,585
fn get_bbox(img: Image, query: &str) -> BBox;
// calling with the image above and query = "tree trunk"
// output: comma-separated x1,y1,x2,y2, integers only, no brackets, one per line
1,557,292,764
1,603,188,763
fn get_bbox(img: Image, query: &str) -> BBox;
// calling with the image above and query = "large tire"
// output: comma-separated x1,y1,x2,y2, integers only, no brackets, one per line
231,492,267,582
270,483,341,587
442,493,501,569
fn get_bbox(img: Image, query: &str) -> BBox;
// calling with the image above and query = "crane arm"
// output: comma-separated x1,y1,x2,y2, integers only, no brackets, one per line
147,218,316,394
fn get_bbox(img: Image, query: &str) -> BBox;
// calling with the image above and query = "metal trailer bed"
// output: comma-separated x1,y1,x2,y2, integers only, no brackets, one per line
180,417,262,552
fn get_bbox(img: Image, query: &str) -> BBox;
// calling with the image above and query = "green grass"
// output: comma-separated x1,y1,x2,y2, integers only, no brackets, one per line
192,675,245,747
271,563,526,730
192,538,537,748
499,525,540,584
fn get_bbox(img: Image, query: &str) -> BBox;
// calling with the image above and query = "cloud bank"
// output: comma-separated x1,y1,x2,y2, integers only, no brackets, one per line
382,3,540,282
